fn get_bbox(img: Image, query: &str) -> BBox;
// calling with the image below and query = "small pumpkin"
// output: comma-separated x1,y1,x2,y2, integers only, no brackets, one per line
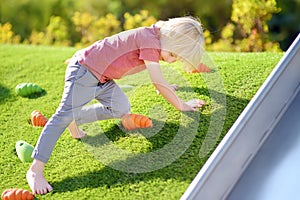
122,114,152,130
15,83,43,97
1,188,34,200
30,110,47,127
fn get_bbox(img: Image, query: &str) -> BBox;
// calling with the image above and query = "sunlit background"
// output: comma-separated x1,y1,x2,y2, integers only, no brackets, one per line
1,0,299,51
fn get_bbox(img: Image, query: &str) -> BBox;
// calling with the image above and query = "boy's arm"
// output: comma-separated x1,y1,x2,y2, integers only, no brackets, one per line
144,60,205,111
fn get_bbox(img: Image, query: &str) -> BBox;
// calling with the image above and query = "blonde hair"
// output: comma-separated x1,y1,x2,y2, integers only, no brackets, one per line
156,16,204,68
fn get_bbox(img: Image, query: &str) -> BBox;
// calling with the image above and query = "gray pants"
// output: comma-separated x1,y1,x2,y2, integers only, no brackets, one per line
32,56,130,163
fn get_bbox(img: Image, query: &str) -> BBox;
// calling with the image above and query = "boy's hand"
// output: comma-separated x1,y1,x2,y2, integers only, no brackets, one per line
145,60,203,111
181,99,206,112
170,84,178,91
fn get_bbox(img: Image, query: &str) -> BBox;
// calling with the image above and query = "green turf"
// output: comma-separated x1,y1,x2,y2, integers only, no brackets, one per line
0,44,283,199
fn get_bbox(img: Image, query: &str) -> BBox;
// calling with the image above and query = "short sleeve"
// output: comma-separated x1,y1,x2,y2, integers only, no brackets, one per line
137,26,161,63
139,48,160,62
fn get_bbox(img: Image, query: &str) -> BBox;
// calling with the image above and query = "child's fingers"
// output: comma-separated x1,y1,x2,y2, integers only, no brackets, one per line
170,84,178,91
194,100,205,108
186,99,206,108
198,99,206,106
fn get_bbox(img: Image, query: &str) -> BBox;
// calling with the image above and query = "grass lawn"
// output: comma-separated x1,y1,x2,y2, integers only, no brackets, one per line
0,44,283,200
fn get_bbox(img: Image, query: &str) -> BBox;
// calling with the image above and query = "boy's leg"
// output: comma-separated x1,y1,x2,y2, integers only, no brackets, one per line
33,63,99,163
68,81,130,139
27,60,99,194
68,120,86,139
74,81,131,126
95,81,131,118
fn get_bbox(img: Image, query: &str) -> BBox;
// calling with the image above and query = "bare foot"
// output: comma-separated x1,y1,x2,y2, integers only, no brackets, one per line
27,170,53,195
26,159,53,195
70,128,86,139
68,120,86,139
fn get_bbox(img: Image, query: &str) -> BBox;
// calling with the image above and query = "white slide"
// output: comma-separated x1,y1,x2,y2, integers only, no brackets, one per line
181,33,300,200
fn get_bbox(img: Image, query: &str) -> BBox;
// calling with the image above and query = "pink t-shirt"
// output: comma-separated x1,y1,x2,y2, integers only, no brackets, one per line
77,25,161,83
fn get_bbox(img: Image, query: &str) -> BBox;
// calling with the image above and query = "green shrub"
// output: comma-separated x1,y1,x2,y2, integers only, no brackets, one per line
27,30,45,45
70,10,156,46
123,10,157,30
0,22,21,44
206,0,282,52
45,16,71,46
25,10,157,47
72,12,122,47
72,11,96,46
87,13,122,46
28,16,70,46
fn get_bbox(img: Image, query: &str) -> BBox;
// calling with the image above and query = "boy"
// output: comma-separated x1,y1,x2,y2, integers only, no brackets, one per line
27,16,207,195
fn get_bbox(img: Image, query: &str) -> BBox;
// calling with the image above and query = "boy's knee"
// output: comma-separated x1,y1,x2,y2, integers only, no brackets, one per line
50,109,75,126
113,104,130,118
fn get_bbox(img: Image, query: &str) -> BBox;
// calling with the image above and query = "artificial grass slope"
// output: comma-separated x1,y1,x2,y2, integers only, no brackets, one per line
0,44,283,200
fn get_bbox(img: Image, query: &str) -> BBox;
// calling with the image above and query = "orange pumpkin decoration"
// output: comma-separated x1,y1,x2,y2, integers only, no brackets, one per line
1,188,34,200
122,114,152,130
30,110,47,127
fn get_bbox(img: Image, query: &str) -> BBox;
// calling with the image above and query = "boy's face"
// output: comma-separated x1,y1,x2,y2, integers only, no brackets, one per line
160,50,178,64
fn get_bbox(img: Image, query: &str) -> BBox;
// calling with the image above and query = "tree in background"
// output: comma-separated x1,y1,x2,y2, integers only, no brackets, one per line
0,23,20,44
0,0,298,50
206,0,281,52
269,0,300,50
0,0,232,43
28,16,70,46
0,0,57,39
72,12,121,46
123,10,156,30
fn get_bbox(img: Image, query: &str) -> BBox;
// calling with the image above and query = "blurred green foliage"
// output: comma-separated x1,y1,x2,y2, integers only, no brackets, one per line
71,12,122,46
0,0,298,50
0,23,21,44
206,0,282,52
0,9,156,48
269,0,300,50
123,10,157,30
